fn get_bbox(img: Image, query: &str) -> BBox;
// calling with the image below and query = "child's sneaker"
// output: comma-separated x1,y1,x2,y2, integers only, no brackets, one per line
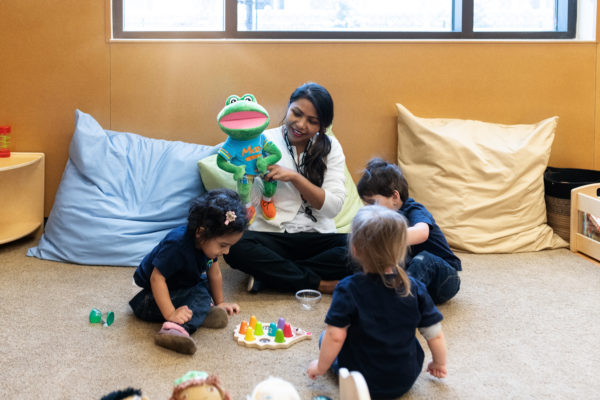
260,198,276,220
202,306,228,329
154,321,197,355
247,275,266,293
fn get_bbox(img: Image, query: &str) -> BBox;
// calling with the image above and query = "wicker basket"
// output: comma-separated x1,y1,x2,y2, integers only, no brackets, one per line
544,167,600,242
545,195,571,242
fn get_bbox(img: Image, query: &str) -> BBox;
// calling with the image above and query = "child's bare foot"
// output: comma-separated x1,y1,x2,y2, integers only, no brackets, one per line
318,280,339,294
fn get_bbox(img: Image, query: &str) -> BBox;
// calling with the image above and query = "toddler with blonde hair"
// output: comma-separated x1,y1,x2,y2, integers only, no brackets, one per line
307,205,447,398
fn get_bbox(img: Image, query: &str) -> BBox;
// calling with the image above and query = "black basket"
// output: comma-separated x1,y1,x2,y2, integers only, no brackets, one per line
544,167,600,241
544,167,600,200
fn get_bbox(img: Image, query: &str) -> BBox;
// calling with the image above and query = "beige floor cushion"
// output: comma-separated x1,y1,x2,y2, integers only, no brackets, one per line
396,104,567,253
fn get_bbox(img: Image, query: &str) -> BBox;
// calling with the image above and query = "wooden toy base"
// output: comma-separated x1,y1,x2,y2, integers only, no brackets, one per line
233,323,312,350
339,368,371,400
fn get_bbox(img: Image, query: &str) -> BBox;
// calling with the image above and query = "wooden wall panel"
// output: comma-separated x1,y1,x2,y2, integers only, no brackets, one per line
0,0,110,215
0,0,598,215
111,42,597,180
596,2,600,169
596,43,600,169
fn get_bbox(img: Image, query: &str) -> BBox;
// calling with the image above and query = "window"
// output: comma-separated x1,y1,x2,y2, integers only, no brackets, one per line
112,0,577,40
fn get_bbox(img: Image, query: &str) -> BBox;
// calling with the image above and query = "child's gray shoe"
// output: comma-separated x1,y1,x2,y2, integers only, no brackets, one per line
154,322,197,355
202,306,228,329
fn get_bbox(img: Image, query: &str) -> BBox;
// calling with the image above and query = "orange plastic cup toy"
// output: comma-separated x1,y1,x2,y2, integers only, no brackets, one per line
249,315,257,329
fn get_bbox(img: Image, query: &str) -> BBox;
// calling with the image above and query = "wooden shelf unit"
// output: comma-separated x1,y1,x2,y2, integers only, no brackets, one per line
0,152,45,244
570,183,600,262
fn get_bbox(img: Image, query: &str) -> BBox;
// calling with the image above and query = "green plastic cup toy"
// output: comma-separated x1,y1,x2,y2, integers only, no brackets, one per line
254,321,264,336
105,311,115,326
274,328,285,343
89,308,115,326
89,308,102,323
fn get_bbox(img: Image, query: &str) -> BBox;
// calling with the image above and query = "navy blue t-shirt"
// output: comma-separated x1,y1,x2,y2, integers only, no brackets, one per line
400,198,462,271
325,273,443,399
133,225,215,291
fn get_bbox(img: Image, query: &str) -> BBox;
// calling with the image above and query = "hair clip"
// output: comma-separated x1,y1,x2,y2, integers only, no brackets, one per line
224,210,237,225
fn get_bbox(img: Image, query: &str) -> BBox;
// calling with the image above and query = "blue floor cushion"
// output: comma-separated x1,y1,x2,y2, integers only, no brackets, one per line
27,110,218,266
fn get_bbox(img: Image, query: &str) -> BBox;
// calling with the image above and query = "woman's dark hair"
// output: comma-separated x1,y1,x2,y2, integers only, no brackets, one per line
288,82,334,187
187,188,248,241
357,158,409,202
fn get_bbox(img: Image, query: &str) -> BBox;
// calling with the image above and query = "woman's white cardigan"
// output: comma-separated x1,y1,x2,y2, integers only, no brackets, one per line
250,126,346,234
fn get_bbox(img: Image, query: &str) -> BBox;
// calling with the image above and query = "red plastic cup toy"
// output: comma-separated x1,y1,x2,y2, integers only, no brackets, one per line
283,323,293,338
0,126,10,158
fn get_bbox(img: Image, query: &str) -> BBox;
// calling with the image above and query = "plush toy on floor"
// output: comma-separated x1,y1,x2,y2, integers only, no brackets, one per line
217,94,282,223
247,376,301,400
100,388,148,400
170,371,232,400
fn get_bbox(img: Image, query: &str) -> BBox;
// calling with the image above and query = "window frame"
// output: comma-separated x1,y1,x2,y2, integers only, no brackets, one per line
111,0,577,40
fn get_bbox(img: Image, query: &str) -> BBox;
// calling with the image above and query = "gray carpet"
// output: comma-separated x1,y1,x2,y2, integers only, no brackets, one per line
1,236,599,399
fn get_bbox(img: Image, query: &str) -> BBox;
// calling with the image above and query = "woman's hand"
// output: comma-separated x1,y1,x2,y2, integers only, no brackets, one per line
167,305,193,325
265,164,326,209
264,164,299,183
216,302,240,316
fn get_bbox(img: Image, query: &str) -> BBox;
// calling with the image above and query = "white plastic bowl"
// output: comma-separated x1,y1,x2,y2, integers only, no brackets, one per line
295,289,322,310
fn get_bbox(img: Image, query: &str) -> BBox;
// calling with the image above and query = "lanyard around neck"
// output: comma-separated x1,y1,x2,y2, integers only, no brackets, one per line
283,126,312,175
282,126,317,222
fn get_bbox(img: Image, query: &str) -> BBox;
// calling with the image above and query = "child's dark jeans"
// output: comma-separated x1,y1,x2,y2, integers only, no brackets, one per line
406,251,460,305
129,279,212,335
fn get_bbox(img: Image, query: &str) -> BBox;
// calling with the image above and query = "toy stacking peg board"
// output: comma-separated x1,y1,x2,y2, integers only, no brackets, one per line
233,315,312,349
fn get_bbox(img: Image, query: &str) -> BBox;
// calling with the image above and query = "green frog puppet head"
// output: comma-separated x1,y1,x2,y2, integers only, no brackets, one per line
217,94,270,139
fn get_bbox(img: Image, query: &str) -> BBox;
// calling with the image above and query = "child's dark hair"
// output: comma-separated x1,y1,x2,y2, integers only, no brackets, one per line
357,157,409,202
100,388,142,400
288,82,334,187
187,188,247,241
350,205,411,295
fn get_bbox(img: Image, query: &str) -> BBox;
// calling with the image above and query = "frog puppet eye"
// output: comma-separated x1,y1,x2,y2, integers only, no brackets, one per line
241,94,256,103
225,95,241,105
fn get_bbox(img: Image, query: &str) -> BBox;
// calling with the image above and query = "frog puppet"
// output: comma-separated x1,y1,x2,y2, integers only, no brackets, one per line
217,94,282,223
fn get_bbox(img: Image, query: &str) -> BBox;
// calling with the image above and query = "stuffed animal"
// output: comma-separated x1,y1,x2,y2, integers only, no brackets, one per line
247,376,301,400
100,388,149,400
217,94,282,223
170,371,232,400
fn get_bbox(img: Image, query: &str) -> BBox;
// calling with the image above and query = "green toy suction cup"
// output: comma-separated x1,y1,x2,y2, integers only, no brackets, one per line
89,308,115,327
